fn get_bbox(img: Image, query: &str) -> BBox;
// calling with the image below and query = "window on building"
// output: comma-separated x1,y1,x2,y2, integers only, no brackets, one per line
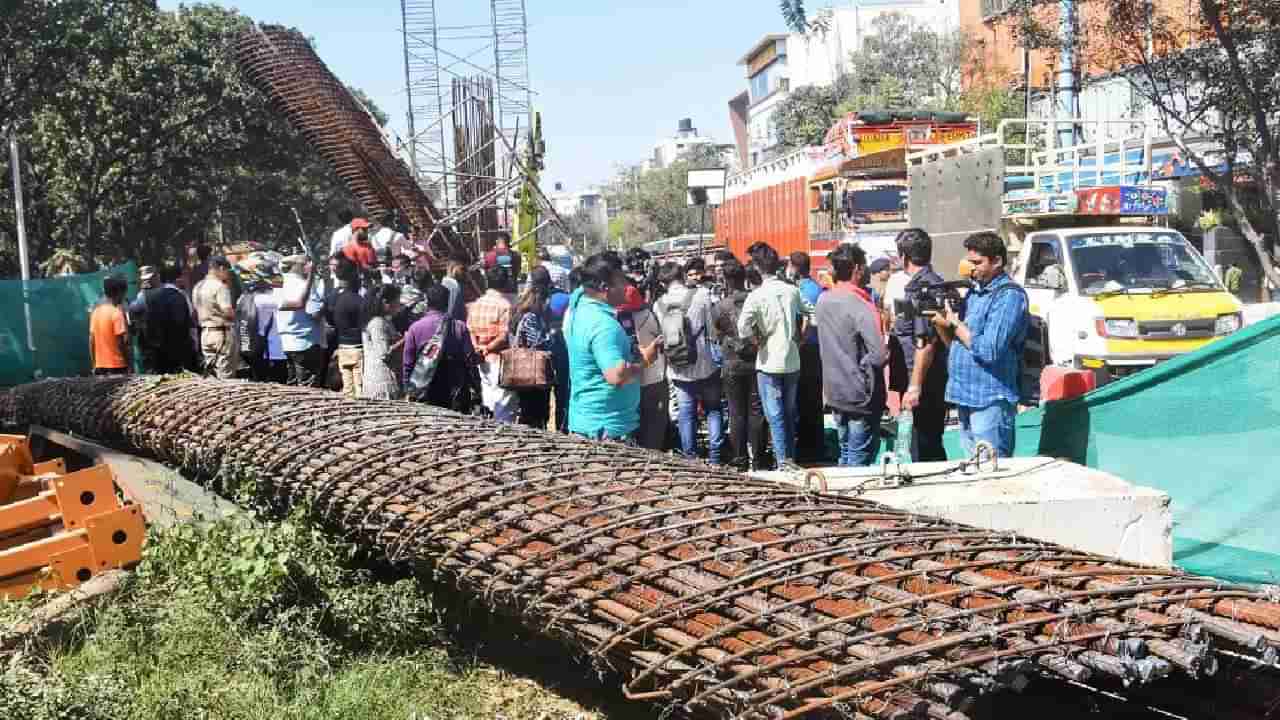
749,59,786,104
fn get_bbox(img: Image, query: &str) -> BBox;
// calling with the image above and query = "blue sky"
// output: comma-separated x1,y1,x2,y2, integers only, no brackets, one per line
160,1,790,192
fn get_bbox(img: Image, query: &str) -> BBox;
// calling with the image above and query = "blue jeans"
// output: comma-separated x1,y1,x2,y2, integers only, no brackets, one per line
672,375,724,464
958,400,1016,458
757,371,799,464
836,412,880,467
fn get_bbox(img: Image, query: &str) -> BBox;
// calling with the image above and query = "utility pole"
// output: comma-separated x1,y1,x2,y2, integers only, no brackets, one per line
8,128,36,359
1056,0,1079,149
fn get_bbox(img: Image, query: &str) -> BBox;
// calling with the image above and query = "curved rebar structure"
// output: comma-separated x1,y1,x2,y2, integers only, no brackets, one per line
6,377,1280,719
233,26,471,263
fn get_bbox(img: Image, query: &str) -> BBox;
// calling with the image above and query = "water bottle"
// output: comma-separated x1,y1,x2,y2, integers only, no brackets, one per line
894,410,914,464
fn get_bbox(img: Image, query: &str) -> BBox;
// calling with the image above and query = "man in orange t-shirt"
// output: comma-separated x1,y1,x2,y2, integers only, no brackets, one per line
341,217,377,269
89,274,132,376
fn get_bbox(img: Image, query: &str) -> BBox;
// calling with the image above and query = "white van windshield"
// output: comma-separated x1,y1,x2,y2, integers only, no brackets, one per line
1068,232,1221,295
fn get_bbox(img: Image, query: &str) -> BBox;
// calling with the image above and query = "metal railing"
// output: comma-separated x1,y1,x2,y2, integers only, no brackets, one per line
907,118,1157,195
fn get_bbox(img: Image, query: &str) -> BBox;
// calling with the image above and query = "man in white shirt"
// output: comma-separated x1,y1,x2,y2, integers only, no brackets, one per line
328,211,354,257
655,258,724,463
539,247,570,289
275,255,326,387
369,217,406,258
737,242,803,468
253,278,287,383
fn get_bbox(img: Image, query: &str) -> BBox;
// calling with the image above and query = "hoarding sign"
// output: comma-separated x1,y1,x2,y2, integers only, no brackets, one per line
1120,186,1168,214
1077,187,1121,215
821,118,978,160
1004,197,1045,215
1077,186,1168,215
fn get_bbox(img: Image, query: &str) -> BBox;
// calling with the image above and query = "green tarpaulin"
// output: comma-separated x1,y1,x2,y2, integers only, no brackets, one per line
0,263,140,387
946,315,1280,584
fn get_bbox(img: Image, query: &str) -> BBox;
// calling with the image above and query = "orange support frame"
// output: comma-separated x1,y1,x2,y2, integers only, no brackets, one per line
0,449,146,600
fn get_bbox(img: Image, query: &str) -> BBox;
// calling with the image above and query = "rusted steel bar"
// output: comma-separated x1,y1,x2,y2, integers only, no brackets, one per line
6,376,1280,719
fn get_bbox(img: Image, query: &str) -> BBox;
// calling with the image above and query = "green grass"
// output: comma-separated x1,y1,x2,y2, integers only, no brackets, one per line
0,517,630,720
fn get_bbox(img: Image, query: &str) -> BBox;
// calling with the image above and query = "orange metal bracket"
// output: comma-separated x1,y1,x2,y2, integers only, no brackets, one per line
0,452,146,600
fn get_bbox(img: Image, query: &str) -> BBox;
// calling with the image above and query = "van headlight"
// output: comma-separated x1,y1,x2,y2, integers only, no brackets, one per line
1215,313,1242,335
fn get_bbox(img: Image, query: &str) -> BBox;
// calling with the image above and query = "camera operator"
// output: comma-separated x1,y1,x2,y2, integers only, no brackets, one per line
893,229,950,461
932,232,1029,458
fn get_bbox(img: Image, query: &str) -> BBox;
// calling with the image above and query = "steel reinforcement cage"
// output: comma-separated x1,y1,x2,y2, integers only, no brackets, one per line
5,377,1280,719
234,25,472,264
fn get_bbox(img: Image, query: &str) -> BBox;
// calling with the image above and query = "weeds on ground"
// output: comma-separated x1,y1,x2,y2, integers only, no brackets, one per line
0,516,606,720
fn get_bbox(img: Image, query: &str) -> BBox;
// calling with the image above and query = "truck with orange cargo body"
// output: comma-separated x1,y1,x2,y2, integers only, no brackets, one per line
715,111,978,275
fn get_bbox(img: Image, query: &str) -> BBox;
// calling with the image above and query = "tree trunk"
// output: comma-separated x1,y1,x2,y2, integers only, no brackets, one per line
85,205,95,271
1223,186,1280,291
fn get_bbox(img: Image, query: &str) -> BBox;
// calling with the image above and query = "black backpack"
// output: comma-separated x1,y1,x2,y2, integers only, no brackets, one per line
236,293,270,362
718,292,757,362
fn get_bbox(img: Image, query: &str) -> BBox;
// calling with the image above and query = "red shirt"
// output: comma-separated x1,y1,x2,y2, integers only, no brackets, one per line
483,247,522,277
343,241,377,269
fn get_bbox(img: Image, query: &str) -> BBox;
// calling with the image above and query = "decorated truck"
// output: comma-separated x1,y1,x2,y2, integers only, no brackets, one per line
715,111,978,275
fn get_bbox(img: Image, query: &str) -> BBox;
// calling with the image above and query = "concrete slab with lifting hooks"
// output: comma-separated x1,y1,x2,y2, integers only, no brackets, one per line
755,456,1173,568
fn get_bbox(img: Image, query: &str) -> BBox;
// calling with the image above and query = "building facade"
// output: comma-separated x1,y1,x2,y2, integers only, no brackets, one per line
960,0,1199,138
733,0,962,169
549,183,610,229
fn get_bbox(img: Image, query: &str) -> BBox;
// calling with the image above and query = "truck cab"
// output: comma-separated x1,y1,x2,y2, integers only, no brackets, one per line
1016,226,1243,383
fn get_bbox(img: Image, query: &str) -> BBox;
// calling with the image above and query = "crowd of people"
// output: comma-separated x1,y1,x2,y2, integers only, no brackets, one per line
90,220,1030,468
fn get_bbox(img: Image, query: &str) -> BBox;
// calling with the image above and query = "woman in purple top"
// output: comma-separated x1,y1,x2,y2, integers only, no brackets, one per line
403,285,478,410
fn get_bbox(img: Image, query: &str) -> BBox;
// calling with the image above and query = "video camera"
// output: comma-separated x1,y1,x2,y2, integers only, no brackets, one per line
895,280,971,344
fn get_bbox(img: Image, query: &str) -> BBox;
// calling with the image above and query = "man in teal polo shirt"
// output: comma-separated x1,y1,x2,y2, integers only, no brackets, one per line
565,253,662,442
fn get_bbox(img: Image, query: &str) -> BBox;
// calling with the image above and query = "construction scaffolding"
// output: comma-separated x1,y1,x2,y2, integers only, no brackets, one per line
399,0,560,257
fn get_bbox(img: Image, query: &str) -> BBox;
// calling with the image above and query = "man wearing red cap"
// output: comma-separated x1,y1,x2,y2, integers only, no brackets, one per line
342,218,377,270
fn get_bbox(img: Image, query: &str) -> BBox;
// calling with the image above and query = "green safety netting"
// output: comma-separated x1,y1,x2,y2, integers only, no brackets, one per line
945,315,1280,584
0,263,140,387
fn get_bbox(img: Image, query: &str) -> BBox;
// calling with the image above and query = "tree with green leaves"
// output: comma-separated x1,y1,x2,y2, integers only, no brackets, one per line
771,13,981,151
779,0,809,32
772,76,857,150
847,13,968,112
1012,0,1280,288
608,210,660,249
606,144,725,239
0,2,368,276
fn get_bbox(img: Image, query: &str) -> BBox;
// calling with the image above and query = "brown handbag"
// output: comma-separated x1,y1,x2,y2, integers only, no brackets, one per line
498,347,554,389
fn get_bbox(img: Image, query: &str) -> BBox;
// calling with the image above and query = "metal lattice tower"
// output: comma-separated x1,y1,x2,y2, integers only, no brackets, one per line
399,0,532,212
490,0,533,157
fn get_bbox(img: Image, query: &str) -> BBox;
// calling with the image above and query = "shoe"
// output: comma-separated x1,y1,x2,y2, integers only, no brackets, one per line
777,460,803,473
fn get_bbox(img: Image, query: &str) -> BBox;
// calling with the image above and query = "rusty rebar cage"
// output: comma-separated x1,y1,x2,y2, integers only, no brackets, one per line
7,377,1280,719
234,25,472,263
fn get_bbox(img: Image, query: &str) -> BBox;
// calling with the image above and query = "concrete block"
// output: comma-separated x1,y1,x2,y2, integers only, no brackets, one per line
754,457,1173,567
1244,302,1280,326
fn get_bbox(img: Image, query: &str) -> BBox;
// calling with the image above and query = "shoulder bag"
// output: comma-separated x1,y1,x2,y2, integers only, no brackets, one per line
498,313,554,389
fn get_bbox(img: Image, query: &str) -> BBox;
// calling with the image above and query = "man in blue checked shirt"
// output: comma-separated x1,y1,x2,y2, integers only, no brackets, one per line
932,232,1029,458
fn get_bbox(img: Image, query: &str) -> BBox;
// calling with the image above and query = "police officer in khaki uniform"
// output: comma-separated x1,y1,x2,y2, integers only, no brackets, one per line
193,256,238,379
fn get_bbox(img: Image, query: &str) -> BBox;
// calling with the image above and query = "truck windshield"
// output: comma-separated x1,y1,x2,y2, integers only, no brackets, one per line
1068,232,1221,296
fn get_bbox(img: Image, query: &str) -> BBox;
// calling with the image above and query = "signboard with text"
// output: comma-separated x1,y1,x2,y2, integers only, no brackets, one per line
1077,186,1168,215
820,117,978,161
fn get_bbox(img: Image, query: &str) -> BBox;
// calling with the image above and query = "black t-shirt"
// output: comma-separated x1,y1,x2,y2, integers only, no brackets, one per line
331,290,365,346
892,266,949,396
132,287,193,351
